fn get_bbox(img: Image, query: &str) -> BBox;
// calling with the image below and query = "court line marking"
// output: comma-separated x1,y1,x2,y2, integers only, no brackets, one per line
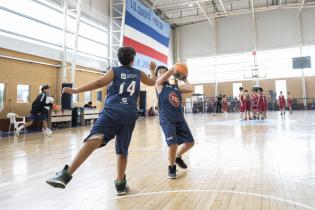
107,189,315,210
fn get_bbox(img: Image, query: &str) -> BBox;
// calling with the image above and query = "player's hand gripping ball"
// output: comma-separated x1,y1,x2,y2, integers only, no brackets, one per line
174,63,188,80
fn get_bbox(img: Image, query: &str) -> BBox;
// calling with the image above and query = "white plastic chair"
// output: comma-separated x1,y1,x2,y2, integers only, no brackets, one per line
6,113,25,136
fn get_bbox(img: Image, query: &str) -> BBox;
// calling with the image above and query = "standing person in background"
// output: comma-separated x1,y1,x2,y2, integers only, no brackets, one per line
251,88,258,119
278,91,286,116
287,92,293,114
222,95,228,114
245,90,251,120
257,88,264,120
239,87,246,120
216,94,223,113
17,85,52,136
43,95,54,136
261,89,267,119
266,92,272,111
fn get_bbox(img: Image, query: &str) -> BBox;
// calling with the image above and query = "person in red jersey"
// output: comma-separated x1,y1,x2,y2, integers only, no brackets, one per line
222,95,228,114
245,90,251,120
251,88,258,119
257,88,264,120
287,92,293,114
278,91,286,116
261,88,268,119
239,87,246,120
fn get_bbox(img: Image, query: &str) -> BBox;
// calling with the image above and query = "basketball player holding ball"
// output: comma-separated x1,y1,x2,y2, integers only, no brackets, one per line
155,63,195,179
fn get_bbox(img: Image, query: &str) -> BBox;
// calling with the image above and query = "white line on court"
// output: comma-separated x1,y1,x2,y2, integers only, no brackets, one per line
107,189,315,210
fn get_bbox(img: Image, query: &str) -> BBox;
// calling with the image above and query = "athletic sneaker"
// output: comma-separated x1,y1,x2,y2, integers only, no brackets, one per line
46,165,72,189
46,128,52,137
115,175,129,195
176,156,187,169
168,165,176,179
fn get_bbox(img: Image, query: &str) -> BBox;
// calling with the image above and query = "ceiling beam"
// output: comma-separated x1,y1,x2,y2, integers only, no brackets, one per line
153,0,211,10
168,2,315,25
153,0,248,10
218,0,227,13
196,2,213,26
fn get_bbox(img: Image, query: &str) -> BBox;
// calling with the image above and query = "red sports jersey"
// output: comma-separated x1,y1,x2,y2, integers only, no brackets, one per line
252,93,258,110
279,95,286,109
239,93,246,112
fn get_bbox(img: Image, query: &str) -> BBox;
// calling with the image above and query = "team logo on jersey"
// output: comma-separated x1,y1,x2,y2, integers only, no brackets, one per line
121,73,126,80
121,97,128,104
168,91,180,107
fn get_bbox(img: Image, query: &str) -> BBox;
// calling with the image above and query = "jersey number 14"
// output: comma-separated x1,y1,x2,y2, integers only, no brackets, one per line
119,81,136,96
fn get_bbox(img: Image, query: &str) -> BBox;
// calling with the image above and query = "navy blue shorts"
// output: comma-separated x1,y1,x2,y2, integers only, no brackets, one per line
29,113,46,121
160,120,194,146
84,111,135,157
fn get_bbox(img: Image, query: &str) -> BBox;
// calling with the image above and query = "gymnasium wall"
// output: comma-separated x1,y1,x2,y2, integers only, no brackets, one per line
179,76,315,102
0,48,106,119
178,8,315,59
81,0,110,25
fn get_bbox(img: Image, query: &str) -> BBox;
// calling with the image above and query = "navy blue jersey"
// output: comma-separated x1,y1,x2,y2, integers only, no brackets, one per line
104,66,141,124
157,82,184,123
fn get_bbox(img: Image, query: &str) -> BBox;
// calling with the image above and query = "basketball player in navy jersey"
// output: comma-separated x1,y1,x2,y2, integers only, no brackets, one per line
46,47,157,195
155,65,195,179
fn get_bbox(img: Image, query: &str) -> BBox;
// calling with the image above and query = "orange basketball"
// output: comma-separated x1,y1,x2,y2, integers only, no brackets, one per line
174,63,188,80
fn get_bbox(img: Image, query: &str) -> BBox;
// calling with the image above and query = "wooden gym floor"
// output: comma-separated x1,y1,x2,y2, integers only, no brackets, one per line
0,111,315,210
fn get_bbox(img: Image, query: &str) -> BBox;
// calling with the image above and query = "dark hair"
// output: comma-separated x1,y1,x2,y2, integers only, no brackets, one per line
156,65,168,76
244,90,248,92
239,87,244,91
88,101,92,105
118,47,136,66
41,85,50,91
252,87,258,92
260,88,264,92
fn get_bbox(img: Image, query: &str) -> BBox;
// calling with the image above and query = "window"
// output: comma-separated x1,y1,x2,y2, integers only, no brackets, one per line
97,91,102,102
17,85,30,103
194,85,204,94
0,0,109,61
73,94,78,103
84,91,91,103
186,45,315,84
0,83,5,111
275,80,287,99
233,83,243,98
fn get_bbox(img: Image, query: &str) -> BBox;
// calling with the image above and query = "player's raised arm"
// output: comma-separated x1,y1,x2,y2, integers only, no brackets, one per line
156,66,176,86
140,61,157,86
63,69,114,94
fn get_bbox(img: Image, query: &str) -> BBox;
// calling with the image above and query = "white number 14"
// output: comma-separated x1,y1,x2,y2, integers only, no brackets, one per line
119,81,136,96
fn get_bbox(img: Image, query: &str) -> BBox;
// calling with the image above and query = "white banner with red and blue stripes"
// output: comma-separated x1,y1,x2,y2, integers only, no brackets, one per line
123,0,170,72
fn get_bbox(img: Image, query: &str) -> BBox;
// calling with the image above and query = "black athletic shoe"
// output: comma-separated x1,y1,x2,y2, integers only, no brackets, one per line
115,175,129,195
46,165,72,189
168,165,176,179
176,156,187,169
